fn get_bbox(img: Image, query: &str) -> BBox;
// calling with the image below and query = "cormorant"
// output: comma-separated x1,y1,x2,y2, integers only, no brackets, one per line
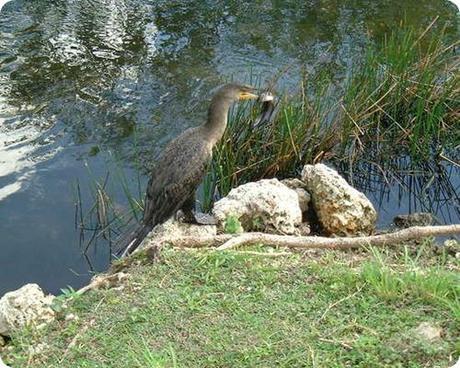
118,83,260,256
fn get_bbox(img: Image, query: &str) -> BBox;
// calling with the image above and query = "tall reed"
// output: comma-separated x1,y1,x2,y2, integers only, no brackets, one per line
341,21,459,159
204,22,459,208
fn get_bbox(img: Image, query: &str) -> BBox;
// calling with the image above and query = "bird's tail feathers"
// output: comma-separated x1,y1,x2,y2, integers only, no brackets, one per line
115,224,153,258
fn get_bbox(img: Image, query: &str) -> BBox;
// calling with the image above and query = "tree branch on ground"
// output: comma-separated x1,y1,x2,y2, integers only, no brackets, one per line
141,224,460,253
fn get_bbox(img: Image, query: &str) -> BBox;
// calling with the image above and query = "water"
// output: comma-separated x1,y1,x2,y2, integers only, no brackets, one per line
0,0,459,295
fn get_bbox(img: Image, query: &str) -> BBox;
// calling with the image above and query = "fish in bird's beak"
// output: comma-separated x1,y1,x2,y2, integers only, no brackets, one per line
252,91,277,128
259,91,274,102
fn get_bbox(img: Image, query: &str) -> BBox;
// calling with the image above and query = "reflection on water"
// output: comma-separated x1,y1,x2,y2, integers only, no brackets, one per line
0,0,458,294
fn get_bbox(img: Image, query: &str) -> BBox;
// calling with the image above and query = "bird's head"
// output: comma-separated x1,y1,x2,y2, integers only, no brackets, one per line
216,83,259,101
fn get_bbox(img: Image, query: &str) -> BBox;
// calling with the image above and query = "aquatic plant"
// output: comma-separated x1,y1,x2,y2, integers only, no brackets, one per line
341,19,459,160
203,21,459,208
73,157,144,254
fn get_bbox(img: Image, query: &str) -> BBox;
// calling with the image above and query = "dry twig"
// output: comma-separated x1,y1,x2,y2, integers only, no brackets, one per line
77,272,128,295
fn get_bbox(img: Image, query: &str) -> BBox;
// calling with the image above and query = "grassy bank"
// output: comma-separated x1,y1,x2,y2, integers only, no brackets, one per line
3,244,459,367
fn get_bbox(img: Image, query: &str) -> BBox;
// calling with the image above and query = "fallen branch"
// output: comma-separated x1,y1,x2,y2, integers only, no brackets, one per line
232,250,292,257
141,224,460,253
161,234,234,248
216,225,460,251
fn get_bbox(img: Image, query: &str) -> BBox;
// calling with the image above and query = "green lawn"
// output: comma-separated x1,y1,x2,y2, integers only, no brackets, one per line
3,243,459,367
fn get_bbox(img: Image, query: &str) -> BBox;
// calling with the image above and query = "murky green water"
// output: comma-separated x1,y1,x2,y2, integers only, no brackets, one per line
0,0,459,294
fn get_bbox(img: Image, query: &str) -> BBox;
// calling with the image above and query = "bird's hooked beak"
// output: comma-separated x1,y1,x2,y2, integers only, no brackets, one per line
238,89,259,100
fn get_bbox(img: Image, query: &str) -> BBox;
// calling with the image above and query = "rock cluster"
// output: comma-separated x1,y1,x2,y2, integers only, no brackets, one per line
0,284,55,337
280,178,311,213
212,164,377,237
144,218,217,243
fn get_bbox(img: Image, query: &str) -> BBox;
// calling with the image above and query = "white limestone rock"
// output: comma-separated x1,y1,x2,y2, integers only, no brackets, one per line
301,164,377,236
212,178,302,234
138,218,217,251
413,322,443,342
0,284,55,337
393,212,434,228
449,357,460,368
0,356,12,368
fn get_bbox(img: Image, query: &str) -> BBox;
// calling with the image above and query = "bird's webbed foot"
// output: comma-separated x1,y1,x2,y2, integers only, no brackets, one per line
177,195,200,224
179,209,200,224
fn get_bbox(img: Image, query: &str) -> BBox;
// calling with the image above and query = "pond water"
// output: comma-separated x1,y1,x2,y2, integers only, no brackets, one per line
0,0,459,295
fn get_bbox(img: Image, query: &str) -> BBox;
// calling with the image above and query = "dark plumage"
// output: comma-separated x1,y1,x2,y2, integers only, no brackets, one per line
118,83,259,256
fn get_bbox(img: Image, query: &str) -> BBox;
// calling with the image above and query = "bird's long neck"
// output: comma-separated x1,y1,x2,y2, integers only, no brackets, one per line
203,95,232,145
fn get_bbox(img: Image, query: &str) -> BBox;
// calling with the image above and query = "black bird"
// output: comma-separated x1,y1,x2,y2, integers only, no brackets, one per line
119,83,260,256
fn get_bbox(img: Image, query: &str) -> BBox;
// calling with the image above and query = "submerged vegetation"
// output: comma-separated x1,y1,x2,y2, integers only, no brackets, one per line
3,246,459,367
74,160,144,255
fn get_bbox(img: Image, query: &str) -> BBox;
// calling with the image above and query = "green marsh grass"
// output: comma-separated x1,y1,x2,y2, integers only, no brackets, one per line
362,245,460,319
203,78,340,210
341,21,459,159
204,22,459,205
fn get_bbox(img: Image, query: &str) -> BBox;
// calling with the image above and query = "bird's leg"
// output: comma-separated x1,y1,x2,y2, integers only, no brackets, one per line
179,195,199,224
